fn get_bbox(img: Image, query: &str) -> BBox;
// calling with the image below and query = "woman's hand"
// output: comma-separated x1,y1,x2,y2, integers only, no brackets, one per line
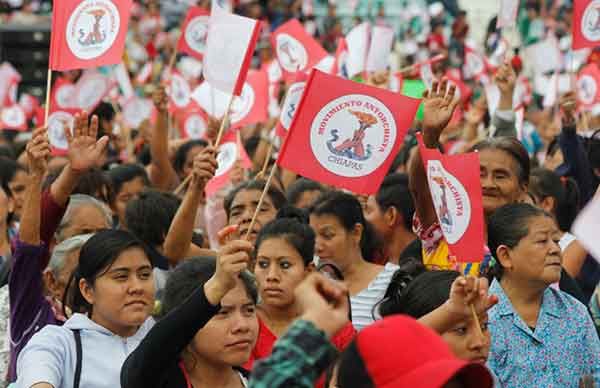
421,79,460,148
190,145,218,191
204,225,253,305
26,127,51,178
442,276,498,320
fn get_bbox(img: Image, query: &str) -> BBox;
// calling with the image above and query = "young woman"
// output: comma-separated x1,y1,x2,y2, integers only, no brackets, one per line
107,163,150,228
379,270,491,364
121,227,258,388
15,229,156,388
487,203,600,387
245,207,355,384
309,191,394,331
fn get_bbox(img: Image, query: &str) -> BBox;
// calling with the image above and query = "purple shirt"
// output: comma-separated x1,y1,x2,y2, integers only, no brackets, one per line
8,240,61,383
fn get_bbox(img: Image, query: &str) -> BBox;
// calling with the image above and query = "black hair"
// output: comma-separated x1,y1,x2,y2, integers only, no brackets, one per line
173,139,208,176
310,191,383,261
375,173,414,231
91,102,116,133
337,341,375,388
62,229,151,317
472,137,531,186
224,179,287,220
125,189,182,247
137,144,152,166
107,163,150,198
379,270,459,318
487,203,551,280
0,157,26,193
0,145,16,160
529,168,580,231
286,178,325,208
72,167,114,205
255,206,315,266
159,256,257,319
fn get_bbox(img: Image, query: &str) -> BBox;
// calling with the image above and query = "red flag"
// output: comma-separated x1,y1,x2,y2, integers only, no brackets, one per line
19,93,40,120
122,97,156,129
577,63,600,108
205,131,252,197
278,70,420,195
0,62,21,108
203,1,261,96
0,105,27,131
178,7,210,61
178,102,209,140
333,37,348,77
167,72,193,113
47,107,81,155
271,19,327,82
49,0,133,71
50,77,76,109
275,72,308,138
72,70,115,112
416,133,485,263
573,0,600,50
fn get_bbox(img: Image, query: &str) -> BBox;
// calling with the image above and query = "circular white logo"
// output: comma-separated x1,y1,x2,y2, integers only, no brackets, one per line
582,0,600,42
76,75,110,110
215,142,238,177
578,74,597,105
55,84,75,108
276,33,308,72
279,82,305,130
426,160,471,244
309,94,397,178
230,83,255,124
48,111,75,150
1,106,25,128
66,0,120,60
169,74,191,108
184,113,207,139
184,15,209,54
123,98,153,128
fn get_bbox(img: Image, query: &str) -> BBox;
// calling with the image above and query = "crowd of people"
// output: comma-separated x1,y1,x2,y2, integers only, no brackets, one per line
0,0,599,387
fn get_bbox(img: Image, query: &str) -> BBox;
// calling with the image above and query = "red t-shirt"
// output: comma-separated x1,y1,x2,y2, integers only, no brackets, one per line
244,318,356,387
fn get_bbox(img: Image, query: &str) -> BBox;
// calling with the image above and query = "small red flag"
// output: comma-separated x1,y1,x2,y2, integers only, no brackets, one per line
72,70,115,112
205,130,252,197
49,0,133,71
275,71,308,139
178,102,209,140
177,7,210,61
416,133,485,263
0,105,27,131
577,63,600,108
278,70,420,195
573,0,600,49
47,107,81,155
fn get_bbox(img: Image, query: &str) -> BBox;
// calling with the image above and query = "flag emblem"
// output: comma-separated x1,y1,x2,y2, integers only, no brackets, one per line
184,15,210,54
582,0,600,42
48,111,74,150
230,83,255,123
66,0,121,60
276,34,308,72
578,74,598,105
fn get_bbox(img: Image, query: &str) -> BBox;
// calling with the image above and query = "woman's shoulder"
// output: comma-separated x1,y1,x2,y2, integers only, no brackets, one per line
548,287,591,319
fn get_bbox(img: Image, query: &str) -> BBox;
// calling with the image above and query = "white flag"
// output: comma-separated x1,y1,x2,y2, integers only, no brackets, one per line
345,22,370,78
366,26,394,73
496,0,519,29
203,2,261,96
572,198,600,264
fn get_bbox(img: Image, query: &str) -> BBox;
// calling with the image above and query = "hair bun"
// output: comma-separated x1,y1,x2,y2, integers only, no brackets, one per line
276,205,309,224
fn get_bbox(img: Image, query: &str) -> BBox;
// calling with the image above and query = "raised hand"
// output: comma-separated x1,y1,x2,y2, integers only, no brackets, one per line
296,273,350,338
559,91,577,124
190,145,218,191
152,84,169,114
65,111,109,173
367,70,390,89
494,61,517,96
421,78,459,147
204,225,253,305
443,276,498,321
26,127,51,177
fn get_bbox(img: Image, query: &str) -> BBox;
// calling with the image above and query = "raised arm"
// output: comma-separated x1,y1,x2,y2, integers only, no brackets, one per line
148,85,179,191
491,61,517,138
163,146,217,266
408,79,459,229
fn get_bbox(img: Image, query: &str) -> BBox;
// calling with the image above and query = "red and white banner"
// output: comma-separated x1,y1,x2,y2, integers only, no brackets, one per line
0,62,21,108
275,72,308,138
278,70,420,194
49,0,133,71
203,1,261,96
271,19,328,81
193,69,269,130
205,130,252,197
496,0,519,29
577,63,600,109
51,77,76,109
345,22,370,78
47,107,81,154
167,72,193,112
177,7,210,61
573,0,600,49
462,46,488,81
366,26,394,73
178,102,209,140
333,37,348,77
122,97,156,129
417,133,485,263
0,105,27,131
73,70,115,111
19,93,40,119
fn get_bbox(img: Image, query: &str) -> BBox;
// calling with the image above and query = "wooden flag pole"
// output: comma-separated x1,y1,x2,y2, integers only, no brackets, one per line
470,303,485,338
244,161,278,241
260,139,274,177
44,68,53,127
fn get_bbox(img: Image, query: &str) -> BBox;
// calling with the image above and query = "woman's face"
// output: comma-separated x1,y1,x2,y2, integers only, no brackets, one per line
182,145,205,179
80,247,155,336
8,169,27,219
113,177,147,226
293,189,322,209
310,214,361,270
441,313,491,364
502,215,563,286
228,189,278,244
479,149,525,216
191,280,258,366
60,204,112,242
255,237,309,309
0,187,12,225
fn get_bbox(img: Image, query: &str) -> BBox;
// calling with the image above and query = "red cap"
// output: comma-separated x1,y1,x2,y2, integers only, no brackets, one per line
356,316,493,388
